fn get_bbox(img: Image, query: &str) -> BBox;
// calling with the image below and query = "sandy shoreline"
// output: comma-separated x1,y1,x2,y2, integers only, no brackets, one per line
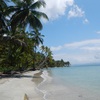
0,70,44,100
0,69,99,100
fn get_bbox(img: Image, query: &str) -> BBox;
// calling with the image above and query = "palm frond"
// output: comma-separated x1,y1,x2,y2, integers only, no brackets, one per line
30,0,46,9
11,9,29,32
0,13,8,34
24,0,32,5
28,14,43,31
32,11,48,20
0,0,7,9
11,0,23,6
4,6,20,16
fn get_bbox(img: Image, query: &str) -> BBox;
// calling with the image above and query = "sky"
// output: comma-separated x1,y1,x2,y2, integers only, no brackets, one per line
40,0,100,65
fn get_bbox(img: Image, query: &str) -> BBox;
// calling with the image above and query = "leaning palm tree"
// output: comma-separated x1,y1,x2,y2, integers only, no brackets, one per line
0,0,48,73
27,29,44,69
38,46,53,69
9,0,48,33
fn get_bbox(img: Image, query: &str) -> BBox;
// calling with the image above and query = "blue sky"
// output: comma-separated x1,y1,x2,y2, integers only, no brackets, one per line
40,0,100,65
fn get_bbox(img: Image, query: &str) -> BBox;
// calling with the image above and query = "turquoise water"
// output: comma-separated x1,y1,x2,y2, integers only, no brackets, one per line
51,65,100,91
39,65,100,100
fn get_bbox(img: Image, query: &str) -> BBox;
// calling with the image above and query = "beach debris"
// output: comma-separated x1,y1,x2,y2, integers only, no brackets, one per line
24,94,29,100
79,94,83,97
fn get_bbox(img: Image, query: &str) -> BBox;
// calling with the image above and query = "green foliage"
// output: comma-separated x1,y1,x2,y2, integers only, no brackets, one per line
0,0,49,73
9,0,48,33
0,0,70,74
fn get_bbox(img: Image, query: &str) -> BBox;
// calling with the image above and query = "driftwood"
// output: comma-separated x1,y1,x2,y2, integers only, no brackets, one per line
24,94,29,100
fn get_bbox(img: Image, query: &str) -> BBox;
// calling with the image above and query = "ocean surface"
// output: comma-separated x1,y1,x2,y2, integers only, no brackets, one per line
37,65,100,100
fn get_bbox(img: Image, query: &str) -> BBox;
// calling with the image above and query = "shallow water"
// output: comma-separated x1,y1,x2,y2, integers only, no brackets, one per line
38,65,100,100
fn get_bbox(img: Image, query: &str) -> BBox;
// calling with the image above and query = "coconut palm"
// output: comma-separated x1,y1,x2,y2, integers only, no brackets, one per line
0,0,8,35
37,46,53,68
0,30,28,72
9,0,48,33
0,0,49,73
26,29,44,69
32,29,44,48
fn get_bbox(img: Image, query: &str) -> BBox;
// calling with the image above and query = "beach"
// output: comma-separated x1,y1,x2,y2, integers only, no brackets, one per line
0,66,100,100
0,70,44,100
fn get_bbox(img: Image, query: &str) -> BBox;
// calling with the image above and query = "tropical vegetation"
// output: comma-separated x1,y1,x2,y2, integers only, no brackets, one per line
0,0,70,74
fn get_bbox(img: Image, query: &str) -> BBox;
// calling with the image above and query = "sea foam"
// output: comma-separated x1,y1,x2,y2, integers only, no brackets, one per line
36,70,52,100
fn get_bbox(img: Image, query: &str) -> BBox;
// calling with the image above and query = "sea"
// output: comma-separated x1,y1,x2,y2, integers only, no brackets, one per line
37,65,100,100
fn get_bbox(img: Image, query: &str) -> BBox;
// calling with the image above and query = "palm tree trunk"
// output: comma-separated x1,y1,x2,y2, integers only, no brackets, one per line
37,57,48,69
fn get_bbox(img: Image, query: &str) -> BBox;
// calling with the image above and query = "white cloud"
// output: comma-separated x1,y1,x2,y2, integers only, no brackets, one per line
51,39,100,51
51,46,62,51
83,18,89,24
40,0,73,20
68,5,84,19
96,31,100,34
39,0,86,20
51,39,100,65
81,46,100,51
53,53,99,65
64,39,100,49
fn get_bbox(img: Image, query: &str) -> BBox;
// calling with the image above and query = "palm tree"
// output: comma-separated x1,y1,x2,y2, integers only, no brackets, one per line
32,29,44,49
0,30,27,72
0,0,48,73
38,46,53,68
26,29,44,69
9,0,48,33
0,0,8,35
64,61,71,67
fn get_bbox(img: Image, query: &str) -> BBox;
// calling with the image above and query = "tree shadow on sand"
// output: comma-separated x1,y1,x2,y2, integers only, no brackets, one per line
0,71,42,80
0,72,34,79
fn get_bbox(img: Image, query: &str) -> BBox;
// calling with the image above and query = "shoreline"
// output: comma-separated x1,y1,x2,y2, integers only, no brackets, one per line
0,67,99,100
0,70,44,100
32,71,43,85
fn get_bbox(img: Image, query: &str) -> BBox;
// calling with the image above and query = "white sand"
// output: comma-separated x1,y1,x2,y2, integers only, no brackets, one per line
0,71,43,100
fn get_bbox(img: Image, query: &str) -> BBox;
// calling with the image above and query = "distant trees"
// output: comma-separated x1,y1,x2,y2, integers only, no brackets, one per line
48,59,71,67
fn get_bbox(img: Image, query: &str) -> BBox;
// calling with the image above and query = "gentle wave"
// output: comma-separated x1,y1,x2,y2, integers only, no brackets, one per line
36,66,100,100
36,70,52,100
